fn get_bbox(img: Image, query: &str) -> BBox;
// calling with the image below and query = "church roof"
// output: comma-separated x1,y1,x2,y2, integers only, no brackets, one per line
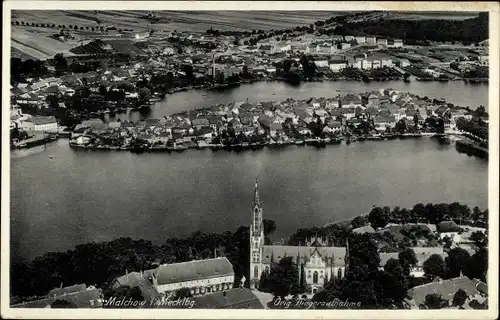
262,245,346,266
154,257,234,285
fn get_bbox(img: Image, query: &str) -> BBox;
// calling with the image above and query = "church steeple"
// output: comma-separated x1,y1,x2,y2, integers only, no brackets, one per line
249,178,264,289
253,178,261,208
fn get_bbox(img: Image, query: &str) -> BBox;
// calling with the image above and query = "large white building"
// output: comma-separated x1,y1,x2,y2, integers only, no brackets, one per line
148,257,235,298
249,180,348,294
23,116,59,132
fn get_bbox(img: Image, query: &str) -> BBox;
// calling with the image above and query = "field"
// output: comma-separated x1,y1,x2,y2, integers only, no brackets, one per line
11,26,77,60
12,10,341,33
10,10,480,61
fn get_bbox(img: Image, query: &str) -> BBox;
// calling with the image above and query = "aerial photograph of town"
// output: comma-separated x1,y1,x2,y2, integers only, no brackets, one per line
4,3,494,316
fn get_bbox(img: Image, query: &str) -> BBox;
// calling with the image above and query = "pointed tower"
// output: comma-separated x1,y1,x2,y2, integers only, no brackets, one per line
249,178,264,289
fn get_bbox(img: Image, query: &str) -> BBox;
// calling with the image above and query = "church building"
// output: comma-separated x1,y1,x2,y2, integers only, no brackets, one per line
249,179,349,294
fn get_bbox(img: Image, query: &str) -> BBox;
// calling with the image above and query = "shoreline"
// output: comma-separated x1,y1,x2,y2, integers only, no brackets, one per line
164,77,489,95
67,133,443,152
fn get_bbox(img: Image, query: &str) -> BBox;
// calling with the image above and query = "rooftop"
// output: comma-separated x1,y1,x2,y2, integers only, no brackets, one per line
154,257,234,285
193,288,264,309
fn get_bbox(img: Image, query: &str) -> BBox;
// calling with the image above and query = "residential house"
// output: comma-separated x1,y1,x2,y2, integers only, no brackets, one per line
306,44,318,54
148,257,235,298
341,94,363,109
192,117,210,130
379,247,448,278
367,92,381,107
352,225,375,234
269,123,284,138
405,276,483,309
111,271,161,302
32,116,58,132
314,109,329,123
197,127,215,140
295,123,312,136
325,120,343,134
239,112,254,126
344,35,355,41
341,43,351,50
313,60,329,68
366,36,377,45
329,59,347,72
355,36,366,44
318,43,334,55
374,115,396,131
347,57,362,69
376,38,388,46
12,284,104,308
326,99,340,109
439,221,462,244
343,108,357,120
381,58,394,68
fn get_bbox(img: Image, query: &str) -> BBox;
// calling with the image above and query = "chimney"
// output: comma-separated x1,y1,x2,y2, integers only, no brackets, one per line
60,282,63,289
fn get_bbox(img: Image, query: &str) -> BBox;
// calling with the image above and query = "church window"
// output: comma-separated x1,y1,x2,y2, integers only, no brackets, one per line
337,268,342,279
313,271,319,284
254,265,259,278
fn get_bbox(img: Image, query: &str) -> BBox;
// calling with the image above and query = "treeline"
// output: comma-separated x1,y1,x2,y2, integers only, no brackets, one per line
11,219,277,300
11,20,130,33
288,202,488,247
11,227,250,299
336,13,488,44
11,58,49,83
456,117,488,141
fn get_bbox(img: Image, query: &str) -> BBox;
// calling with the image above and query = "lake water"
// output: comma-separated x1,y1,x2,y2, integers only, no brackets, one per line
11,137,488,263
107,81,489,122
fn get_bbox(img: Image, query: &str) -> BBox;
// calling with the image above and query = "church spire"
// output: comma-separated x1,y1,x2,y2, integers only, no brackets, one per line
253,177,261,207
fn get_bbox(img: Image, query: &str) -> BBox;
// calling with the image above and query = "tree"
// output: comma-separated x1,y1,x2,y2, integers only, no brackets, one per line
215,72,225,84
446,248,471,278
465,247,487,282
54,53,68,75
51,299,77,308
384,258,402,276
424,293,445,309
398,248,417,276
442,235,453,249
138,88,151,103
470,231,487,248
45,94,59,109
423,254,446,279
368,207,388,229
263,219,276,236
267,257,298,298
348,234,380,271
452,289,467,308
351,215,368,229
99,84,108,96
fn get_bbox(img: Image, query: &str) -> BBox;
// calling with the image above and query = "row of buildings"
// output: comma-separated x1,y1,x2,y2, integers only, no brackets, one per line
70,89,471,148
